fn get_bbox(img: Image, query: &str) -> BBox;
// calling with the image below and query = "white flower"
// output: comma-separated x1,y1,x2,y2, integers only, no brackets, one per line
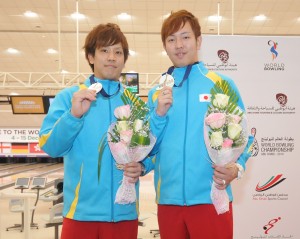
210,131,223,148
133,119,143,132
228,123,242,140
212,93,229,109
116,121,129,132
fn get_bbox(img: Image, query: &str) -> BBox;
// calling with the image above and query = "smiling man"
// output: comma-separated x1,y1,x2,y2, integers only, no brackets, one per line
39,23,146,239
147,10,254,239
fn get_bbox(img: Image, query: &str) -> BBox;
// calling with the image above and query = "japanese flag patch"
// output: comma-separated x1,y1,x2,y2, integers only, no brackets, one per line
199,94,211,102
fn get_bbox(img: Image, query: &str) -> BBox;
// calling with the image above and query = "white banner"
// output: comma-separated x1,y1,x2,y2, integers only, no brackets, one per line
200,35,299,239
0,128,40,143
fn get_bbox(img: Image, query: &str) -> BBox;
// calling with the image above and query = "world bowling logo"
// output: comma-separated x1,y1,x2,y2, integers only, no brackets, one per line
264,40,285,71
268,40,278,60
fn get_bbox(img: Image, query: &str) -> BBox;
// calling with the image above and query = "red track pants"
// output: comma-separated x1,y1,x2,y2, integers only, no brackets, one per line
157,203,233,239
61,218,138,239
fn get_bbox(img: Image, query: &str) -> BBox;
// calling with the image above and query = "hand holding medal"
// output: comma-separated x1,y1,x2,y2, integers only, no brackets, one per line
71,83,101,118
88,82,102,93
156,74,174,117
156,74,175,90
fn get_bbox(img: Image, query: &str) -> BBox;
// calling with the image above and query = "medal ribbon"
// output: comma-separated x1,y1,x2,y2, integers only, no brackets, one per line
164,61,199,87
89,75,120,98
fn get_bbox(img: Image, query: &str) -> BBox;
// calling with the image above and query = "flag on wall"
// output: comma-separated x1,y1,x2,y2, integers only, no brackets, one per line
0,142,11,154
11,143,29,154
29,143,46,154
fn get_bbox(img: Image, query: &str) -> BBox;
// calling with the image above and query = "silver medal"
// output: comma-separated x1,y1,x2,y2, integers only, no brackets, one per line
89,82,102,93
156,74,175,90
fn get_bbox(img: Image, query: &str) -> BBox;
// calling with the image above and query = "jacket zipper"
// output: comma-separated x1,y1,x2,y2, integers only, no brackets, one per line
108,83,115,222
183,76,189,205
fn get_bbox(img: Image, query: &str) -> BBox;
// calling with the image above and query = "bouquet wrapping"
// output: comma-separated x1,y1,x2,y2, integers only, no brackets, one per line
105,90,156,204
108,122,156,204
204,80,249,214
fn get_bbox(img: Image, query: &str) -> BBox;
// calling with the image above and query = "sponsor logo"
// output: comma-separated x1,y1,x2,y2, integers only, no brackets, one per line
264,40,285,71
248,128,294,157
268,40,278,60
217,49,229,64
276,93,287,107
256,174,286,192
264,217,281,234
247,93,295,115
260,136,294,156
250,127,259,157
250,216,294,238
253,174,288,201
205,49,238,71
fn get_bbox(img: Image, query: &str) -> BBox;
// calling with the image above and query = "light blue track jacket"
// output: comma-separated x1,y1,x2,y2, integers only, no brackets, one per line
39,76,148,222
148,62,254,205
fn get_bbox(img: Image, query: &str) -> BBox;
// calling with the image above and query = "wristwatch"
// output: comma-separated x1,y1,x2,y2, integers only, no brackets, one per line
139,162,146,176
235,163,244,180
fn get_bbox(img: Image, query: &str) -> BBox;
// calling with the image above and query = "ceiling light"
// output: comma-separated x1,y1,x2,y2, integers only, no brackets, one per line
24,11,38,18
7,48,19,54
208,15,222,22
47,48,57,54
118,13,131,20
129,50,136,56
254,14,267,21
161,51,167,56
61,70,68,74
71,12,86,20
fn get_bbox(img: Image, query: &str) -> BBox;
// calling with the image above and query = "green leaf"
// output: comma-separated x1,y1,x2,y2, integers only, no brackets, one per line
210,79,241,115
130,133,150,146
227,102,236,114
97,133,107,184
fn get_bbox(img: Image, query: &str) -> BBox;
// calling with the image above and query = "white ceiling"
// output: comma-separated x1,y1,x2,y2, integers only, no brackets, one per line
1,0,299,76
0,0,300,127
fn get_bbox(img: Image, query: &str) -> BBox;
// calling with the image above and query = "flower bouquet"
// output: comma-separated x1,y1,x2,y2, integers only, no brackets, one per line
204,80,249,214
106,90,156,204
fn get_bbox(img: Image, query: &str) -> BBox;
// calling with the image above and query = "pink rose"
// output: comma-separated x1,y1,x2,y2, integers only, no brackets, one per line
222,138,233,148
205,113,226,129
120,129,133,145
114,105,131,120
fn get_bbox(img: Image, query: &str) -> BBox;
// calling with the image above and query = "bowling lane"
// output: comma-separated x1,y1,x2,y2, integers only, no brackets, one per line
0,162,37,172
43,166,64,185
0,162,14,167
0,163,63,189
0,163,57,178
